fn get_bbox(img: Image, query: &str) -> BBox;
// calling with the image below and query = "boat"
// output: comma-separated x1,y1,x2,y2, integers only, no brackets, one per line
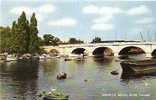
39,90,69,100
39,54,52,60
120,59,156,78
0,54,7,60
64,58,72,61
5,55,17,62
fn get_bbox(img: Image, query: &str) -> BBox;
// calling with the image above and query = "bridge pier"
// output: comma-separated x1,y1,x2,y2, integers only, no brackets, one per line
114,53,119,57
146,53,152,57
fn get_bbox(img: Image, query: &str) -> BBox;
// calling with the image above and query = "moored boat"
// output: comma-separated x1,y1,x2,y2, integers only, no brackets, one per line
120,59,156,78
6,55,17,61
39,90,69,100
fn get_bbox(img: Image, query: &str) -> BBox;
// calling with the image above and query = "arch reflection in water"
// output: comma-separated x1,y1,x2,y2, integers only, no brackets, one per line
0,60,39,100
93,56,114,66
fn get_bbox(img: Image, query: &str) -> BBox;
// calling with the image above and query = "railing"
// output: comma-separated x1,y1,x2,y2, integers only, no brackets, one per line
42,42,156,49
57,42,156,48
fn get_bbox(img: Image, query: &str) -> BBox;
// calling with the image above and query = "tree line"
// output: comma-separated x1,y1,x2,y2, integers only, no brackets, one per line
39,35,102,45
0,11,103,54
39,35,84,46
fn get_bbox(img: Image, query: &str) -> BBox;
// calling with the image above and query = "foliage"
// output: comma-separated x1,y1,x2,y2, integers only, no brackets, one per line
29,13,39,53
43,34,61,46
91,37,102,43
0,26,12,53
0,11,40,54
68,38,84,44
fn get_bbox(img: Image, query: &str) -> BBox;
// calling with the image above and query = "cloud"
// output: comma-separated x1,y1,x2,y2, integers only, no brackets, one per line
83,4,154,32
91,23,114,31
82,4,123,16
93,15,113,23
99,7,123,16
38,4,55,13
136,17,154,24
82,4,99,14
83,4,124,31
48,18,77,27
127,5,151,16
10,6,34,15
10,4,55,22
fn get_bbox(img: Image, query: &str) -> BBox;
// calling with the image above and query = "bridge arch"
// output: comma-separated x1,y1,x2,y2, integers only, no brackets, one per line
71,48,87,55
152,49,156,57
119,46,146,55
48,49,59,56
92,47,114,56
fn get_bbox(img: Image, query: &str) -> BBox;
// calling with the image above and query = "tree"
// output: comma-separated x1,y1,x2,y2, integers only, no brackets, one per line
16,11,30,54
0,11,41,54
91,37,102,43
68,38,84,44
11,21,19,53
43,34,54,45
0,26,12,53
38,36,44,46
29,13,39,53
43,34,61,46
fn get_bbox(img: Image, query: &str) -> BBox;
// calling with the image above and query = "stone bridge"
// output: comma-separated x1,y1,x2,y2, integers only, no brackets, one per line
42,42,156,57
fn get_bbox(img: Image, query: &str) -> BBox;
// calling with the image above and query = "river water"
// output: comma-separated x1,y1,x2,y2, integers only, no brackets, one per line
0,55,156,100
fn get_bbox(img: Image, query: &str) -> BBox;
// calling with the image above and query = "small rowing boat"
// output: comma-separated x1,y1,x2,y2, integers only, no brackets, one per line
120,59,156,78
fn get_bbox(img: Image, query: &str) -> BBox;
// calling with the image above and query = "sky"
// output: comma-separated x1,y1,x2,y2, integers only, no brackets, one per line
0,0,156,42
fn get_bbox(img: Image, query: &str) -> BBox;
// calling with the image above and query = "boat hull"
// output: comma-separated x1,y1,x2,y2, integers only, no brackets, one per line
120,60,156,78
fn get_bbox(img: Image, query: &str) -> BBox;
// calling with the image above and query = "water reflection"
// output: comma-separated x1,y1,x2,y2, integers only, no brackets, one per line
0,60,39,100
119,54,146,60
40,59,58,76
93,56,114,65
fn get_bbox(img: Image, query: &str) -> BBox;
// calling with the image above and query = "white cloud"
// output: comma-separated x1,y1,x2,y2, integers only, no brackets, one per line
83,4,154,32
38,4,55,13
136,17,154,24
82,4,123,16
10,6,34,15
99,7,123,16
91,23,114,31
48,18,77,27
10,4,55,22
93,15,113,23
82,4,99,14
83,5,124,31
127,5,151,16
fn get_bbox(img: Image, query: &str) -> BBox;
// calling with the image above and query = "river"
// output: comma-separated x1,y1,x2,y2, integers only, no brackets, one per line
0,55,156,100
